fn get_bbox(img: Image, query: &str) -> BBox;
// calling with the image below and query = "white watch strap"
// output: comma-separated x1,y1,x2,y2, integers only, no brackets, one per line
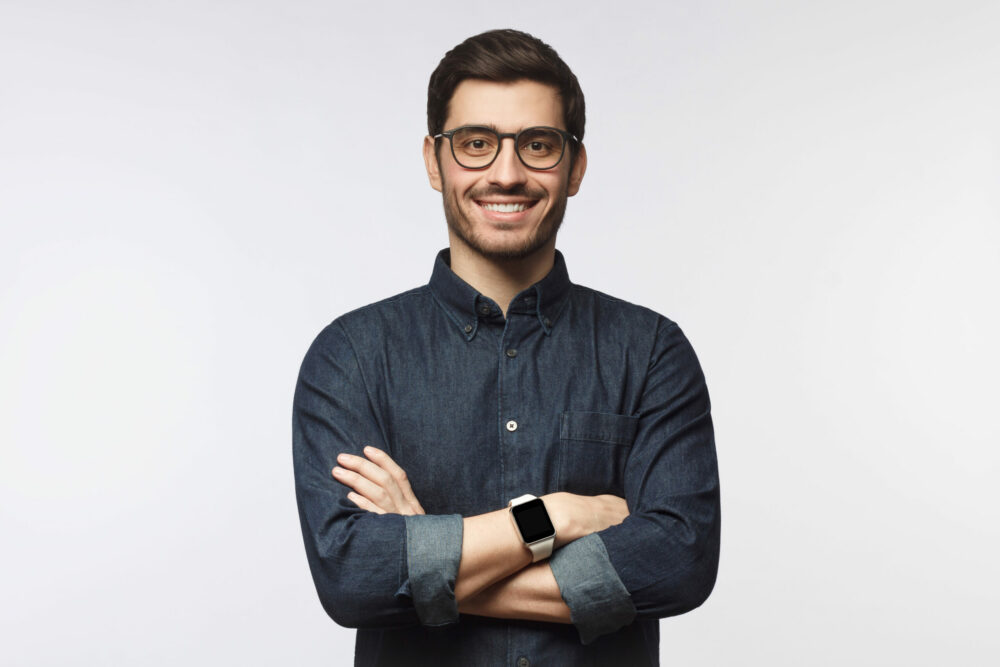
526,534,554,562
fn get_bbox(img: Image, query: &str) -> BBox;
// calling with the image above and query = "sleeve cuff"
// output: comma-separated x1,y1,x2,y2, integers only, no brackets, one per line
549,533,637,644
404,514,463,626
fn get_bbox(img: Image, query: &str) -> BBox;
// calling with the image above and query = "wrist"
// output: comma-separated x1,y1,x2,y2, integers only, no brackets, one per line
540,492,580,548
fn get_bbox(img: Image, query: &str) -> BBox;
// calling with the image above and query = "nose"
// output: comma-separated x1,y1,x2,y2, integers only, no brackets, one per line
487,137,528,188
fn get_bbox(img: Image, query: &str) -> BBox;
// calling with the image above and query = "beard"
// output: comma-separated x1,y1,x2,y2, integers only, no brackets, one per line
441,181,568,262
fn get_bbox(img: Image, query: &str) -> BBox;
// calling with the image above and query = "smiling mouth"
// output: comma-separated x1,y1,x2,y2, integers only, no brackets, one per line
476,200,538,213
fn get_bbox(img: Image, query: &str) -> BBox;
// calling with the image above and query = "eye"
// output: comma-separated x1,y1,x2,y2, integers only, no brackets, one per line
520,139,555,156
518,129,562,157
453,128,497,156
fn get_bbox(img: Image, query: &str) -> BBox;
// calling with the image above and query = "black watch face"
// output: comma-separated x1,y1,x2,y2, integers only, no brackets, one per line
512,498,555,543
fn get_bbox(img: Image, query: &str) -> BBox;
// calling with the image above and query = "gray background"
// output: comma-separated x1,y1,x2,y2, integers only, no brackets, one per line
2,1,998,664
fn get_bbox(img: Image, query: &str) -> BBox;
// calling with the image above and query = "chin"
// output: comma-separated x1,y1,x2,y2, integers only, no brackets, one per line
460,235,547,261
445,204,565,262
451,219,560,260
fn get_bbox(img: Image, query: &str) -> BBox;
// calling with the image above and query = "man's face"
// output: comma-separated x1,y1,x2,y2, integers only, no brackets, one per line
423,79,587,261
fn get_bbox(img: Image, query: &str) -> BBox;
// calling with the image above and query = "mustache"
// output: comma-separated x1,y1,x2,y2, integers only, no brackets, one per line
470,185,545,200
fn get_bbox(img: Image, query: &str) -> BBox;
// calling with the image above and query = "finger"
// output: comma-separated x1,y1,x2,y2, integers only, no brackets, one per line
336,452,410,511
355,448,426,515
346,491,386,514
363,446,425,514
332,465,401,513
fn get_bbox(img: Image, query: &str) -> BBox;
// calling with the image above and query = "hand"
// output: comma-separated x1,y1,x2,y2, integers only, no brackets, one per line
541,492,629,548
332,446,425,515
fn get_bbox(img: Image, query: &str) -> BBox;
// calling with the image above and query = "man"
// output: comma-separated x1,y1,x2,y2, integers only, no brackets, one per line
293,29,720,666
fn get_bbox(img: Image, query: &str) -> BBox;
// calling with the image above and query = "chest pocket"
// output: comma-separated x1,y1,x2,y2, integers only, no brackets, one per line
558,411,639,496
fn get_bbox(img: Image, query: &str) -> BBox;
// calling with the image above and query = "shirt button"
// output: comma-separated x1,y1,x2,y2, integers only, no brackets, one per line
505,348,517,358
464,324,473,333
506,420,518,432
517,657,530,667
543,317,552,327
479,304,491,315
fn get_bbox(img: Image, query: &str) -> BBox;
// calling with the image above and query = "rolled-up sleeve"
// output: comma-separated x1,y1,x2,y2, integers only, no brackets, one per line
404,514,463,625
548,533,636,643
551,317,720,643
293,321,463,629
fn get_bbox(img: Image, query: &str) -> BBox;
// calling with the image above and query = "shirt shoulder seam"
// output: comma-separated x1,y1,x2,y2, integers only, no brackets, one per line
334,285,430,322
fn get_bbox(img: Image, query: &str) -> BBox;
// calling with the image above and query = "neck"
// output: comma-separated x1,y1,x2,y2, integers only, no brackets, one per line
448,237,556,318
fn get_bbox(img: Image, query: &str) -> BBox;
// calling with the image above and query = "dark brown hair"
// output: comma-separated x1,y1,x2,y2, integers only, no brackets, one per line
427,29,585,143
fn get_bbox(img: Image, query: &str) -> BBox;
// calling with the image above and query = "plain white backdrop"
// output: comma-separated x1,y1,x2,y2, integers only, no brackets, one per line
2,1,998,664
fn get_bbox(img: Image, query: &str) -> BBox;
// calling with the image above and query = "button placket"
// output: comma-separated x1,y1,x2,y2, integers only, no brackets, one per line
498,313,530,501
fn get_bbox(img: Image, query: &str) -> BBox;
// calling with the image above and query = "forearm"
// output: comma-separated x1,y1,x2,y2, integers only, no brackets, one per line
325,433,634,627
455,507,533,603
459,561,572,623
454,491,625,603
455,492,574,602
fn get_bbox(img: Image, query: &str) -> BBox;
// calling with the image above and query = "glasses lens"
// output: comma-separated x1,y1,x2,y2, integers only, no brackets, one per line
517,128,565,169
451,127,498,168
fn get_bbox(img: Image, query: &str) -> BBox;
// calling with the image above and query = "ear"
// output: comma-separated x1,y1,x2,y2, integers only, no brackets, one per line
423,136,443,192
567,142,587,196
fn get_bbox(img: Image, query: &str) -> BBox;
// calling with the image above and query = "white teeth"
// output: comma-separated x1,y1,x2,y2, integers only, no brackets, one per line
481,202,527,213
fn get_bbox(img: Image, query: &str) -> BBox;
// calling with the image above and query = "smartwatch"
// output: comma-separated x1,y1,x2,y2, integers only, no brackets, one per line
508,494,556,562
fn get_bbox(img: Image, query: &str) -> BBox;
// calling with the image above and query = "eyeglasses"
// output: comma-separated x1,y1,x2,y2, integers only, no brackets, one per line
433,125,578,170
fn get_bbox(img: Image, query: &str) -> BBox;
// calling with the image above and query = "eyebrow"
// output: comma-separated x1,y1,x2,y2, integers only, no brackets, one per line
460,123,550,133
460,123,505,133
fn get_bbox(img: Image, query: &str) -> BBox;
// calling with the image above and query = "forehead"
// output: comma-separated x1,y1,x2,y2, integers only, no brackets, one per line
445,79,564,131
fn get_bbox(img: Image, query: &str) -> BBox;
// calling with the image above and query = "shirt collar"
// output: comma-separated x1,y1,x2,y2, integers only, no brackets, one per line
428,248,572,341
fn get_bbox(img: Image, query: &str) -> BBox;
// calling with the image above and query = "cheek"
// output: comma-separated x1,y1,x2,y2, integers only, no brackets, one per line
539,176,570,202
440,167,471,195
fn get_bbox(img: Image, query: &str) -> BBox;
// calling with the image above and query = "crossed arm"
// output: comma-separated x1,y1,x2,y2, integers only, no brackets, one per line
332,445,629,623
294,318,719,642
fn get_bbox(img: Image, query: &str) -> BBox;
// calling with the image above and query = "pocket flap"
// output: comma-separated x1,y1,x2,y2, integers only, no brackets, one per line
559,411,639,446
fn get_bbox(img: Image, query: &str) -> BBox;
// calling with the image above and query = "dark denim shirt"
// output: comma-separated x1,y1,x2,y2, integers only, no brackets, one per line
293,250,720,667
